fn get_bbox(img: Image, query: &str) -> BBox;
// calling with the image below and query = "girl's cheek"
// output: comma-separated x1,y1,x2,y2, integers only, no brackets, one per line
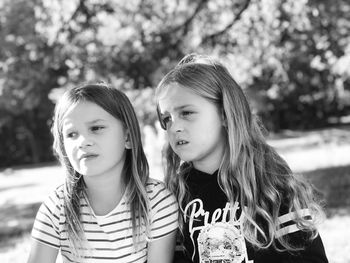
63,142,74,157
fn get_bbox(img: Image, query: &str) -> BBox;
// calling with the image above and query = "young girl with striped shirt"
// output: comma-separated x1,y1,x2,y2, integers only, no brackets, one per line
156,54,328,263
27,83,178,263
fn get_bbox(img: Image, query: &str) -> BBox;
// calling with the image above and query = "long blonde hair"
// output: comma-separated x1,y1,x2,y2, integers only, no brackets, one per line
52,83,150,256
156,54,324,251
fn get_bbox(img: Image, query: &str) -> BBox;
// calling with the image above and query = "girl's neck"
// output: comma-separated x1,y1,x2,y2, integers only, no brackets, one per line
84,172,126,216
192,134,225,175
193,155,221,175
193,164,219,175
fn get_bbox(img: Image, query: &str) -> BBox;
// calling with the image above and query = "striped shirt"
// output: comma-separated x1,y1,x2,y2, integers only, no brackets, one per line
31,178,179,263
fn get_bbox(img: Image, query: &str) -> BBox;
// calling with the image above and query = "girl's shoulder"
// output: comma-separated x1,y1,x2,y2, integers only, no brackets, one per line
145,177,167,194
145,178,179,227
145,178,176,202
41,183,66,210
51,183,65,199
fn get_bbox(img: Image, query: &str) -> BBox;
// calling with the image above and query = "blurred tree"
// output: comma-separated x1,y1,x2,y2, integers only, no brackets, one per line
242,0,350,130
0,0,60,165
0,0,349,167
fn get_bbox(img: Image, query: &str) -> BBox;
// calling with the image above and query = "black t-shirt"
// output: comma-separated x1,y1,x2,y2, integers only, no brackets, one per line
174,168,328,263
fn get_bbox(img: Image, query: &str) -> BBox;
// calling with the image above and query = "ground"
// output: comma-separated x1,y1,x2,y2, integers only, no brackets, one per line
0,125,349,263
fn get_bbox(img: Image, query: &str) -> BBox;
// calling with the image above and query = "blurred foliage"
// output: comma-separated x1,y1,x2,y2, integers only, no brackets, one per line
0,0,350,167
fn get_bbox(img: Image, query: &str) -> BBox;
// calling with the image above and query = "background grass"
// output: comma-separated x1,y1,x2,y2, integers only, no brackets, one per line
1,125,349,263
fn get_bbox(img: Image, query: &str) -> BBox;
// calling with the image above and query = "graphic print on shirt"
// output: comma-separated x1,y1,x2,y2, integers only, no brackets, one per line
184,198,253,263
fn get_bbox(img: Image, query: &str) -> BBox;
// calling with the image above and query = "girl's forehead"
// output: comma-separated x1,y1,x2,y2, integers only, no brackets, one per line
159,84,191,104
61,101,113,125
159,83,198,100
158,83,210,111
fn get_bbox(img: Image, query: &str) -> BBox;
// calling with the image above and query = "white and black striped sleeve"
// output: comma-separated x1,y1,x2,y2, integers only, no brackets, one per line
147,180,179,241
276,208,328,262
31,185,64,249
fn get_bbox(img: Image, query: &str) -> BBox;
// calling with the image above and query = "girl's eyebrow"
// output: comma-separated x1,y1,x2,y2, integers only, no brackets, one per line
86,119,107,124
62,119,107,128
173,104,194,111
62,119,106,131
160,105,193,115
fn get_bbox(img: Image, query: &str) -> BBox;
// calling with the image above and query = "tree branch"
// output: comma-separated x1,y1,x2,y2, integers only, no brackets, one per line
201,0,251,45
168,0,209,35
53,0,93,44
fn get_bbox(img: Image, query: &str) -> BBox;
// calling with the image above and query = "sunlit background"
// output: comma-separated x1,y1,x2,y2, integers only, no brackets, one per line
0,0,350,262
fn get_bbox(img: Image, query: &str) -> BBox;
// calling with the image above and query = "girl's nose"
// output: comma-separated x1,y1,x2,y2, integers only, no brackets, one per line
169,118,184,133
79,135,94,148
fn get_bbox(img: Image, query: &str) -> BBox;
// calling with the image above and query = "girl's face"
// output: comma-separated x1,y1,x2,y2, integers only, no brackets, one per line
61,101,129,179
158,83,226,174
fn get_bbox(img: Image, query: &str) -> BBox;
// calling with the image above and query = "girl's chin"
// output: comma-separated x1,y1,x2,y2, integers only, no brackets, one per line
75,169,99,177
178,156,195,163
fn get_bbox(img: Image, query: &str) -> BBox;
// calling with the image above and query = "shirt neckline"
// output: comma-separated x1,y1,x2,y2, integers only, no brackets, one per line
188,167,219,182
84,188,128,219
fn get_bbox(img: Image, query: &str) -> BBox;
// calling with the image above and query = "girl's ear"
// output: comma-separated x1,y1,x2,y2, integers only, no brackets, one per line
125,131,131,149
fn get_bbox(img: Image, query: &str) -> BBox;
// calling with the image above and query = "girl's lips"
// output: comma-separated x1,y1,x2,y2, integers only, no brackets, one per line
176,140,189,146
79,153,98,161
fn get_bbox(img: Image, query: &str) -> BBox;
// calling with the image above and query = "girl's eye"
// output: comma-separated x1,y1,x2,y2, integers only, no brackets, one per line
160,113,172,130
181,111,194,117
65,131,77,139
162,116,171,124
161,113,172,124
91,126,105,132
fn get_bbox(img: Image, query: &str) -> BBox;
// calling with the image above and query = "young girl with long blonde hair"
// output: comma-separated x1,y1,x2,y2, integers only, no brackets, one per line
27,83,178,263
156,54,328,263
